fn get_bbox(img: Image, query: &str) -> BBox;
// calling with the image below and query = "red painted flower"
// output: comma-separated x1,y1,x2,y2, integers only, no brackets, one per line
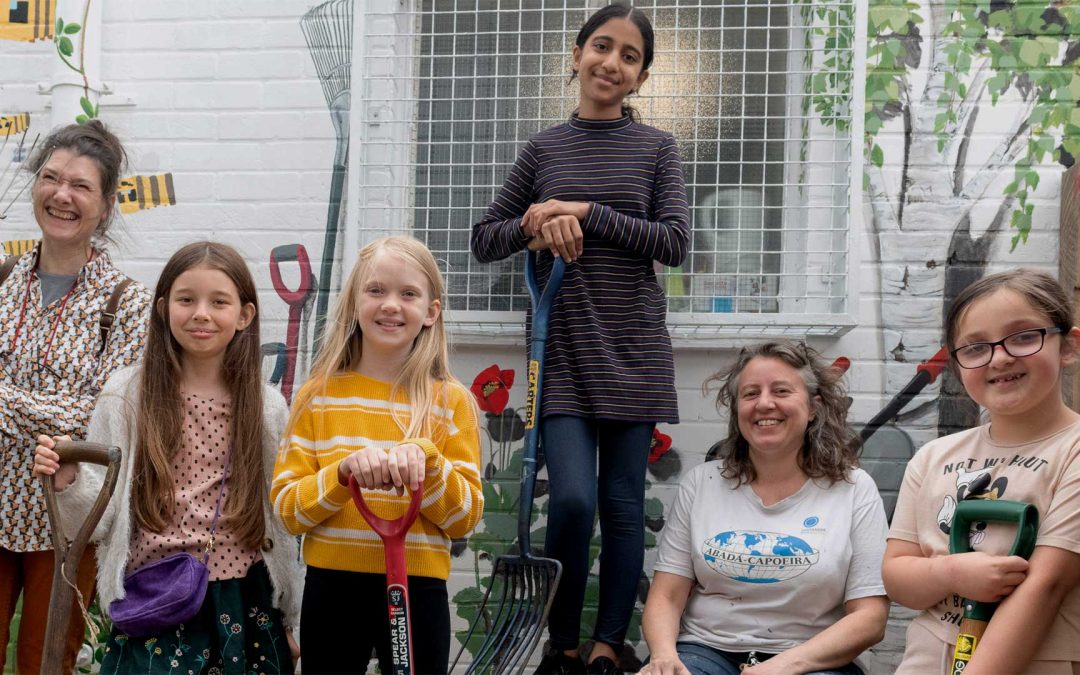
471,365,515,414
648,428,672,464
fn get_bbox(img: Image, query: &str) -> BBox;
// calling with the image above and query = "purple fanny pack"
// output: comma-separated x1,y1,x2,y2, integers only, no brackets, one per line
109,552,209,636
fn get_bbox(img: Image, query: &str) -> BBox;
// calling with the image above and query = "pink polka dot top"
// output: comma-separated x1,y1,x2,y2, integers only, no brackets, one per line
127,392,261,581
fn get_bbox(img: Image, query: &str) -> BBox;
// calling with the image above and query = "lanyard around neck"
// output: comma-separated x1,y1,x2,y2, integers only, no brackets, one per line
8,252,89,366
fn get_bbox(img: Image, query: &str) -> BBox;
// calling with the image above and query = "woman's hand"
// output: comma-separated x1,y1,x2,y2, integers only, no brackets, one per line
639,656,691,675
521,199,590,236
33,434,77,491
943,551,1029,602
338,445,425,494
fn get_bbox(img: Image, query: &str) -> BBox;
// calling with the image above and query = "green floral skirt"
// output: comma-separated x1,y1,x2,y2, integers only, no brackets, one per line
100,560,293,675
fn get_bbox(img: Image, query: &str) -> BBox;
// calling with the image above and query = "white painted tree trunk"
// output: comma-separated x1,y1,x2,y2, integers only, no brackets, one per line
866,1,1031,437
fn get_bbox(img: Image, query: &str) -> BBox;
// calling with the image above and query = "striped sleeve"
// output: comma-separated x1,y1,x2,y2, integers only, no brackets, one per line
271,400,354,535
408,384,484,539
471,140,536,262
581,133,690,266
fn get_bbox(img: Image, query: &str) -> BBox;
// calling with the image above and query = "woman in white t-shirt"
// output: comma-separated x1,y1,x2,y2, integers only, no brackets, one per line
640,341,889,675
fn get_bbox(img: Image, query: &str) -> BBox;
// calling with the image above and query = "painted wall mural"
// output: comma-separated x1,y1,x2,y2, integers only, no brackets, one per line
300,0,351,348
0,0,54,42
859,0,1080,437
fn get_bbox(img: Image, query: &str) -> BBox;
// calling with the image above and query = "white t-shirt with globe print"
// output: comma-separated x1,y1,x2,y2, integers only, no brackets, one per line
654,461,888,655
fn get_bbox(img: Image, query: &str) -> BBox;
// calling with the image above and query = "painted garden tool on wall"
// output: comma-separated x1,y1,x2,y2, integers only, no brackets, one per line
39,441,122,675
948,499,1039,675
350,478,423,675
452,250,566,674
300,0,351,347
269,243,316,401
859,346,949,444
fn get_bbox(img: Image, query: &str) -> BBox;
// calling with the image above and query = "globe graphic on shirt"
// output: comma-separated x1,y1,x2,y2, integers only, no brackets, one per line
702,530,819,584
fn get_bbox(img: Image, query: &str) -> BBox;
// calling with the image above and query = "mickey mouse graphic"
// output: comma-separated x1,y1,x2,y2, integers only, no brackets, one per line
937,470,1009,543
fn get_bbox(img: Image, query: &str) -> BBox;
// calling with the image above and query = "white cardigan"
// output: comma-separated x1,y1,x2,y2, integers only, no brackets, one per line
55,366,303,631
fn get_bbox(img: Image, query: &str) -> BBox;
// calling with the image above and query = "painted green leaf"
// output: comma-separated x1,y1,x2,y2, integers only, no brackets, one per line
57,36,74,57
75,114,89,124
871,144,884,168
63,22,81,34
79,97,95,118
55,18,63,35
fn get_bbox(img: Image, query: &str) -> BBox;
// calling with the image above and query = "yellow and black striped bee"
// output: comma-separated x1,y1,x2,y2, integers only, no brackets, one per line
0,113,29,137
116,173,177,214
0,1,53,42
2,239,37,256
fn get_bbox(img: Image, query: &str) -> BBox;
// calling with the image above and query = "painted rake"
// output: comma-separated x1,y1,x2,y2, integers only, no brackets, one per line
452,251,566,674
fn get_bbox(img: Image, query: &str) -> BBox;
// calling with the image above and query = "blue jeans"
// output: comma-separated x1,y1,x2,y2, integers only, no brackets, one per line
541,415,654,650
672,642,865,675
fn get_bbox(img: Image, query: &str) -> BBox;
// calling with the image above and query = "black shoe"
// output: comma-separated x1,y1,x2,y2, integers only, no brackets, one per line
586,656,623,674
534,650,587,675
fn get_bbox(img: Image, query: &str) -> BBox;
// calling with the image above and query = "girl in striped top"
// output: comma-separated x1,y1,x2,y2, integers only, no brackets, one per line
272,236,483,675
471,5,690,674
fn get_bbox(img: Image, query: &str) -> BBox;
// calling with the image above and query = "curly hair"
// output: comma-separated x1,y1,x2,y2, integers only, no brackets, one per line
704,340,859,485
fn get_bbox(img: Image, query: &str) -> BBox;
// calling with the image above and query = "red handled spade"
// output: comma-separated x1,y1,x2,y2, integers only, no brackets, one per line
349,477,423,675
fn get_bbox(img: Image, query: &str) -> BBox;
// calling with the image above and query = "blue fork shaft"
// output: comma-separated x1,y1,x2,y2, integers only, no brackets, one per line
518,250,565,551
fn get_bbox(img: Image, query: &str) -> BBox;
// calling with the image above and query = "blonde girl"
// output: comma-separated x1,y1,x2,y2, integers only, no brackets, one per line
34,242,302,675
272,235,483,675
885,269,1080,674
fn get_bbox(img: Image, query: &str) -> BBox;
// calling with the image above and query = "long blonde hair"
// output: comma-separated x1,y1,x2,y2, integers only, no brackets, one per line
288,236,469,440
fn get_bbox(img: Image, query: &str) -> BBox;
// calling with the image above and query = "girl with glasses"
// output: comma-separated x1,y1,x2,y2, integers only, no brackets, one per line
884,268,1080,674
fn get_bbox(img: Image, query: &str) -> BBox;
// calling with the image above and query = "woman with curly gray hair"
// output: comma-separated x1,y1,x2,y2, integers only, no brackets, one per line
640,341,889,675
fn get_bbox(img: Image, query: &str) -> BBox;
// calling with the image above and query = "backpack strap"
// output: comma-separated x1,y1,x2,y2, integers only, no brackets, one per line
97,278,134,357
0,254,21,287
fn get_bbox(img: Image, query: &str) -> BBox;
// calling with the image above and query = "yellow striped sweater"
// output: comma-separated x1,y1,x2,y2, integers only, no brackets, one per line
271,371,483,580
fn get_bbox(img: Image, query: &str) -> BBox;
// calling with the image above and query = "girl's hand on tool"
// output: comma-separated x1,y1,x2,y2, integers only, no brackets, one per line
286,632,300,667
639,657,691,675
386,443,426,495
944,551,1029,602
521,199,589,237
537,215,584,262
338,447,394,490
32,434,77,490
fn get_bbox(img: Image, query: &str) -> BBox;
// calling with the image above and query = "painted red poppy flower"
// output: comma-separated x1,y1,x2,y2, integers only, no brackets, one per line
648,429,672,464
471,365,515,414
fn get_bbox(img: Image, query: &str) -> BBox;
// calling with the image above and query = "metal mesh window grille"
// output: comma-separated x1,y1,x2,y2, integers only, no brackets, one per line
351,0,860,339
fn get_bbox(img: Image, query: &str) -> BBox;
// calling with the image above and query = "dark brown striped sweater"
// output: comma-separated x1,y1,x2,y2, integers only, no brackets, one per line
472,114,690,423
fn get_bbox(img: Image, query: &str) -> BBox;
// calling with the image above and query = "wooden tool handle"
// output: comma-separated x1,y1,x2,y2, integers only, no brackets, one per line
950,618,988,675
54,440,120,467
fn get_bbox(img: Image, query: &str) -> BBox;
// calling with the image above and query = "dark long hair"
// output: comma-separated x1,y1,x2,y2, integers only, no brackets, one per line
132,242,267,548
704,340,859,485
571,3,655,121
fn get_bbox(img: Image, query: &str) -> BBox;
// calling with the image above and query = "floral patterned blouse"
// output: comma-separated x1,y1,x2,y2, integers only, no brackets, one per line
0,244,150,552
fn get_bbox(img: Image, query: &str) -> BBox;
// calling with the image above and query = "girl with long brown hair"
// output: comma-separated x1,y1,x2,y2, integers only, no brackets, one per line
34,242,302,674
272,235,483,675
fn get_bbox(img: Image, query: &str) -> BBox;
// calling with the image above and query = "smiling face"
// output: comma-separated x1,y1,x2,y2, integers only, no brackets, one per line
954,288,1078,425
159,265,255,368
356,252,441,367
572,17,650,119
31,148,110,250
735,356,815,461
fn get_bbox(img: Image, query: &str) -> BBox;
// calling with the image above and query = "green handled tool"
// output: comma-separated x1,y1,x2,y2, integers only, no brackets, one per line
948,499,1039,675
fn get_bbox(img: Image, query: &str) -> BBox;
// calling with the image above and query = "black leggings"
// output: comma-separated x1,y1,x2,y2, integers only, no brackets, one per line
300,566,450,675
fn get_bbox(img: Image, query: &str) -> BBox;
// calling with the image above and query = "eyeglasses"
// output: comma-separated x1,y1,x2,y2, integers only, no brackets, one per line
951,326,1067,369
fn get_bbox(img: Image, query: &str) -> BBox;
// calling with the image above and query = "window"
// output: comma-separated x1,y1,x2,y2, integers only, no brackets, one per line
349,0,862,339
